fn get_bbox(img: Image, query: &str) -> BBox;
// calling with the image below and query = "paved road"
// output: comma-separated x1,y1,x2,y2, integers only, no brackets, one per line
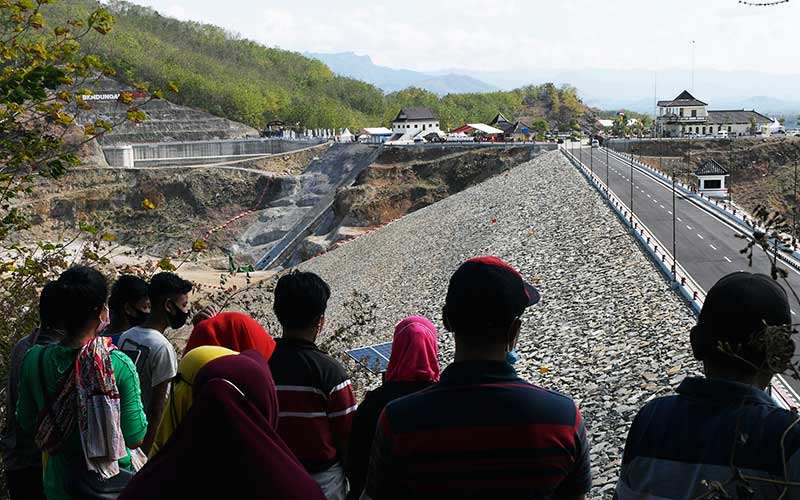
572,145,800,395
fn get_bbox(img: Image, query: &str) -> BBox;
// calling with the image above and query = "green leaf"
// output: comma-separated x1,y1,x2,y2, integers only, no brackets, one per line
79,222,99,235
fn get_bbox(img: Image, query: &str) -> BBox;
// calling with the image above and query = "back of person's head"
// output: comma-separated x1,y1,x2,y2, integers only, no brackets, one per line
109,275,149,314
56,265,108,337
444,256,539,346
385,316,440,383
39,280,65,332
691,271,792,376
273,271,330,331
149,272,192,311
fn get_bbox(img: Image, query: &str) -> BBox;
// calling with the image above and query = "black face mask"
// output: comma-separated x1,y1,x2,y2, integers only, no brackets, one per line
126,308,149,327
167,300,190,330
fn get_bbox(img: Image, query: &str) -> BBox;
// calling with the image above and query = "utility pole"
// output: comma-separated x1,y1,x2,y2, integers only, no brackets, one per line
666,139,677,281
691,40,696,93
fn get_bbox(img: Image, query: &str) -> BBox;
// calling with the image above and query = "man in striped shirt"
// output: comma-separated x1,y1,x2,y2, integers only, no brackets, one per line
362,257,591,500
269,270,357,500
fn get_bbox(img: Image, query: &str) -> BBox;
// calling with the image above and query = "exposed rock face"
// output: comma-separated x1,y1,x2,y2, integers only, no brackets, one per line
19,166,296,259
226,150,698,499
334,145,536,227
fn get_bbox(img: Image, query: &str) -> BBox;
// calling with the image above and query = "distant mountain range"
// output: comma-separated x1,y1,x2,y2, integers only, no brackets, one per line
307,53,800,117
432,67,800,117
305,52,498,95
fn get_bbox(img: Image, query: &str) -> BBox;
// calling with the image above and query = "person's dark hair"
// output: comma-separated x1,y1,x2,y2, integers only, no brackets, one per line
691,271,792,375
56,265,108,336
109,275,149,314
273,271,331,331
39,281,65,331
149,272,192,309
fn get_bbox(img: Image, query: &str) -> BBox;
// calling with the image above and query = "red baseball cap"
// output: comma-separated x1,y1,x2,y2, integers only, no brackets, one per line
445,256,540,330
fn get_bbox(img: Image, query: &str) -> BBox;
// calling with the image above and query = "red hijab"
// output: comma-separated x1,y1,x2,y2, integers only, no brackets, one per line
184,312,276,360
385,316,440,383
119,350,325,500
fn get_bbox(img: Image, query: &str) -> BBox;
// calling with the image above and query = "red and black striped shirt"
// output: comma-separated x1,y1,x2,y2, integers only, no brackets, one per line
268,338,357,473
365,360,591,499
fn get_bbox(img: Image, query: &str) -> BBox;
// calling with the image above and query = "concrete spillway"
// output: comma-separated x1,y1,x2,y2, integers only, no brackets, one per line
234,143,382,269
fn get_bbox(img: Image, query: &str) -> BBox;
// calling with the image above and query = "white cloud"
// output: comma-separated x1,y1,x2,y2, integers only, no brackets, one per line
131,0,800,74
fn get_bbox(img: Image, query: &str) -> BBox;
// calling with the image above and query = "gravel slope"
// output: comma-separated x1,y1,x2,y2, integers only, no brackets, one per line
233,150,698,498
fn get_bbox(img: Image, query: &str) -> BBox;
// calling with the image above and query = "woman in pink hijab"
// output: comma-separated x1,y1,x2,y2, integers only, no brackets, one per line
345,316,440,498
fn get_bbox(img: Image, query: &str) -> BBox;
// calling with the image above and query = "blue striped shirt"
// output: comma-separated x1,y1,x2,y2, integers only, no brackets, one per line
617,377,800,499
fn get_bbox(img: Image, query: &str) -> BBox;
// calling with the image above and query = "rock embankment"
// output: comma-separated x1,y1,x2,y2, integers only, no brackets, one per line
228,150,698,498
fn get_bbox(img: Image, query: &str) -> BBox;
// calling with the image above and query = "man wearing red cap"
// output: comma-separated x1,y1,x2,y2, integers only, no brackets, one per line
361,256,591,500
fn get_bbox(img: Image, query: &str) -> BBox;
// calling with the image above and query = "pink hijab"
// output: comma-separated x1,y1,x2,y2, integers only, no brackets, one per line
385,316,440,383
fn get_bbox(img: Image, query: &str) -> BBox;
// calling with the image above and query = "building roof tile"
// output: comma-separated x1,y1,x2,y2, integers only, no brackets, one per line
707,110,772,125
394,107,437,121
657,90,708,107
694,159,729,176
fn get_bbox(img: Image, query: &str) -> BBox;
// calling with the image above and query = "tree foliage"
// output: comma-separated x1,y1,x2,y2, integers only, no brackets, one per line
0,0,174,410
37,0,591,132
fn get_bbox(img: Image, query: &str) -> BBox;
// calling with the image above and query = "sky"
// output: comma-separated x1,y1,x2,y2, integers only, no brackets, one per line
132,0,800,75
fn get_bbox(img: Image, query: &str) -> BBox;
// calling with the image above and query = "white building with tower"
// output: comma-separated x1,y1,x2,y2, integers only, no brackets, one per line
656,90,772,138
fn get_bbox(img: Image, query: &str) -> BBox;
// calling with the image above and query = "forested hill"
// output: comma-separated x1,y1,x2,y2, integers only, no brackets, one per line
44,0,594,131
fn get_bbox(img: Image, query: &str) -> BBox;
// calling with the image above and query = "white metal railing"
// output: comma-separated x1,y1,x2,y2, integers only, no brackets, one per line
561,147,706,308
562,145,800,410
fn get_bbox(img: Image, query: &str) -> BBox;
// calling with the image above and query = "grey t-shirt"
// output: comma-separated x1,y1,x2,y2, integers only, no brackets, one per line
117,327,178,415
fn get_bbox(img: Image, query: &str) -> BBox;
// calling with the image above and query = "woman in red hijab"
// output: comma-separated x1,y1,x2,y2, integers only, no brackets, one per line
184,312,276,360
345,316,440,498
119,350,325,500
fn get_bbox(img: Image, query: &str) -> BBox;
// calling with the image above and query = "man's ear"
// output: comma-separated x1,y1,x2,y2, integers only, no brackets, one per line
509,317,522,348
99,304,109,324
690,326,704,361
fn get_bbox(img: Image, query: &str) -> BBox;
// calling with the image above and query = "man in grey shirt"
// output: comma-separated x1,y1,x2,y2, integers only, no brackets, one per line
118,272,191,454
1,282,64,500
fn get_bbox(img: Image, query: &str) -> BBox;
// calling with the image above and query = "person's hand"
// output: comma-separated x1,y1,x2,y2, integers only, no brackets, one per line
192,303,221,326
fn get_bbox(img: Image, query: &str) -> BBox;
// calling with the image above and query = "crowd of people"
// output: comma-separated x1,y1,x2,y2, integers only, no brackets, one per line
1,255,800,499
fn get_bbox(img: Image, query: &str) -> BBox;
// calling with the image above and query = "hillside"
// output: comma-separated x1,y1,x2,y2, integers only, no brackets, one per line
42,0,594,132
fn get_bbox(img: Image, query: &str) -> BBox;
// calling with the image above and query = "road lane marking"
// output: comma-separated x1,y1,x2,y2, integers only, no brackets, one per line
709,244,717,250
724,256,732,263
668,210,673,215
660,205,666,209
646,193,651,198
697,234,704,240
686,225,692,230
677,217,683,222
793,310,797,316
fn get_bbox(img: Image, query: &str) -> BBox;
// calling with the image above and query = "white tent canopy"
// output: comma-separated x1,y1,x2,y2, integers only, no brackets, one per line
464,123,504,135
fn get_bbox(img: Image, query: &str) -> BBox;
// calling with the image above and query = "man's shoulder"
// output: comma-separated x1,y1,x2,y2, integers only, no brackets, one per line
119,327,171,350
384,377,579,425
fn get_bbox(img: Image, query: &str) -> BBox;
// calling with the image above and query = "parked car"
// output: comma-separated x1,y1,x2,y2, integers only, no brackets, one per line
717,130,729,139
591,139,600,147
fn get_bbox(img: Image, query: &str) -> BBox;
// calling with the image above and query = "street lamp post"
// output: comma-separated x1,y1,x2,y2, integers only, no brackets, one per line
630,141,635,223
794,159,798,247
606,145,610,199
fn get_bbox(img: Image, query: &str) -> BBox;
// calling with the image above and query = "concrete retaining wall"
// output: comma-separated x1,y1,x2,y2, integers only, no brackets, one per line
102,138,327,167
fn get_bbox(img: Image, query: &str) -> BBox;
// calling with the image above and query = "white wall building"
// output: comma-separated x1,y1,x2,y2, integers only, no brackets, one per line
656,90,772,138
389,108,441,142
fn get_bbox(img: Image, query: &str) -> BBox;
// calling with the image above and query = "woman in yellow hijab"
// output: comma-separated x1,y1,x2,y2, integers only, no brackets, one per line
150,346,237,457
